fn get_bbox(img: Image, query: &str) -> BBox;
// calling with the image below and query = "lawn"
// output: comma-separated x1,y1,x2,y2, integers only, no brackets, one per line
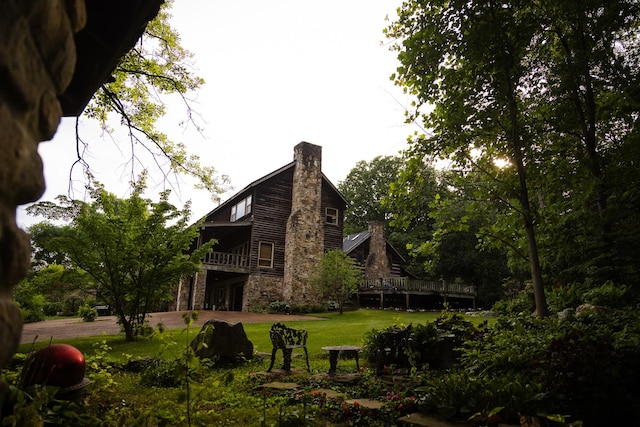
18,308,469,363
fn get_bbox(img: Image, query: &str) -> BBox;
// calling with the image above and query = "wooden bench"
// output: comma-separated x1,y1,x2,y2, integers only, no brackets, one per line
267,323,310,372
375,324,413,375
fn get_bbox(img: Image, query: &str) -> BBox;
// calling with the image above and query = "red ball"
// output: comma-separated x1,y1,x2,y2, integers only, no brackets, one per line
23,344,86,389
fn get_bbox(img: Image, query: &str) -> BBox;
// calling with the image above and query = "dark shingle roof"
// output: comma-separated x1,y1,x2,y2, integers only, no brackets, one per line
343,231,370,254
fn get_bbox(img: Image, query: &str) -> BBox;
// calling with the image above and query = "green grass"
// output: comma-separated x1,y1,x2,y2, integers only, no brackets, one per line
18,309,485,366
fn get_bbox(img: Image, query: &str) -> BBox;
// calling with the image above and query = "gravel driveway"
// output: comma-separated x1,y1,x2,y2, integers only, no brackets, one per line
20,311,325,345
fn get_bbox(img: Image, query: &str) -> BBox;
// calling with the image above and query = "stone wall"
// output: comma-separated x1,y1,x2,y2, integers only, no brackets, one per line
283,142,324,307
0,0,86,396
244,275,284,311
365,220,391,279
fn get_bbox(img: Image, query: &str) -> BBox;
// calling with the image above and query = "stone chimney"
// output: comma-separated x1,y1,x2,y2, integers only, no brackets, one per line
365,220,391,279
283,142,324,305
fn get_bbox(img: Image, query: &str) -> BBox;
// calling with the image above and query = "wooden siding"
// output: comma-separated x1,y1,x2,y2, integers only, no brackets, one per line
197,169,348,278
321,180,347,252
250,168,294,276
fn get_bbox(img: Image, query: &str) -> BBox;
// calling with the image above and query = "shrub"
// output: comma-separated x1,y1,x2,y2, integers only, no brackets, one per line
458,309,640,425
43,300,64,317
78,304,98,322
581,280,632,308
140,359,182,388
16,294,46,323
268,300,290,314
545,282,586,313
492,281,536,315
361,313,479,372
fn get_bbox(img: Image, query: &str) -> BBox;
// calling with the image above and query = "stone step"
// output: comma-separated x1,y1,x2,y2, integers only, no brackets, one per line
311,388,346,399
258,381,299,391
343,398,385,410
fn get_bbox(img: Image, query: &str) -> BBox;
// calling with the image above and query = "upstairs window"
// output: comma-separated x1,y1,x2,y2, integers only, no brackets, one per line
230,195,252,222
325,207,338,225
258,242,274,268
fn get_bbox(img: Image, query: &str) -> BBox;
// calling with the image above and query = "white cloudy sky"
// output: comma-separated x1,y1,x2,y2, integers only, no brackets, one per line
17,0,422,228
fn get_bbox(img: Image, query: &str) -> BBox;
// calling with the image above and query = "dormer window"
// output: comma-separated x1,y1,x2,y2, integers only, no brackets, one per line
230,195,252,222
325,207,338,225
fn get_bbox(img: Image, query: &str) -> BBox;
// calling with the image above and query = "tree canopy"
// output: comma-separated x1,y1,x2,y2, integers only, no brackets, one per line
338,156,404,236
386,0,640,316
26,176,214,341
338,154,440,277
76,0,229,197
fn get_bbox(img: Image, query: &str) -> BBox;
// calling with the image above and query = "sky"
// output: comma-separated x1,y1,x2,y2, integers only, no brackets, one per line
17,0,422,228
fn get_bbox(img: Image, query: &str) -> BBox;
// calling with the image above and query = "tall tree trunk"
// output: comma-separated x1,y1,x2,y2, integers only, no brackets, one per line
506,72,549,317
517,164,549,317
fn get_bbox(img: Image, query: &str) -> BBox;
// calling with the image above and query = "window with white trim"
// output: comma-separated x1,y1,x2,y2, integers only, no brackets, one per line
325,207,338,225
230,195,252,222
258,242,274,268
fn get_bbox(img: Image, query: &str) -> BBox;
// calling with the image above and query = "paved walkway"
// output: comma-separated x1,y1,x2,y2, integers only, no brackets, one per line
20,311,325,344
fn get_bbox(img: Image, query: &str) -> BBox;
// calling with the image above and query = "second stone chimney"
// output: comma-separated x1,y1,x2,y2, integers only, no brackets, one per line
365,220,391,279
283,142,324,305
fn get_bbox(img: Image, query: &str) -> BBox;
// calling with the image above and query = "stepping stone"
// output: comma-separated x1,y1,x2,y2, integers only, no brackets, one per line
397,412,471,427
343,398,384,410
329,373,361,384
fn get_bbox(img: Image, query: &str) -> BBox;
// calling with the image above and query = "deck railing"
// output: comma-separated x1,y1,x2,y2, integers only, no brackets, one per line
203,251,249,269
360,277,476,296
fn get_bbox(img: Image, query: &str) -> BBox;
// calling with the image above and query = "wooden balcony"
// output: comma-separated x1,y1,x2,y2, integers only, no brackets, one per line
359,277,476,298
202,251,250,273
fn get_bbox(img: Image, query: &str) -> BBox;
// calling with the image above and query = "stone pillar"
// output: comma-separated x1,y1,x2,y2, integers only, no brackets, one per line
191,272,207,310
0,0,86,398
283,142,323,306
365,220,391,279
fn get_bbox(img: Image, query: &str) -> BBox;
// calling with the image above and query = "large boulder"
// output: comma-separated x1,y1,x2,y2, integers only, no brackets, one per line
190,320,254,364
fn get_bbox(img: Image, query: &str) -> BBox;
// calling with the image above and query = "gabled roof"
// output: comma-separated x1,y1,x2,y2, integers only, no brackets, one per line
343,230,406,264
343,231,371,254
201,160,348,221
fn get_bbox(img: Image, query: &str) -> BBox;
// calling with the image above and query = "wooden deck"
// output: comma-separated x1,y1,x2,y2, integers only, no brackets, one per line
358,277,476,309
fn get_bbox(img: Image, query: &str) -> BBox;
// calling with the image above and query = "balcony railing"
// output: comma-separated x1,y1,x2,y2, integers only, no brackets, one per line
360,277,476,297
203,251,249,270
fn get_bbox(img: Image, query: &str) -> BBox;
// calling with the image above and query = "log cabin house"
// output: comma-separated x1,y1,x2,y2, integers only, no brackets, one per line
171,141,476,312
173,142,347,311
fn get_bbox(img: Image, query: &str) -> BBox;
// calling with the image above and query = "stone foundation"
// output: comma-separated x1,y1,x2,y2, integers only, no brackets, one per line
244,275,284,311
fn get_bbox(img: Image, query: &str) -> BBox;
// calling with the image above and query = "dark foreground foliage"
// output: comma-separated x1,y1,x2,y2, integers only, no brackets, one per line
3,287,640,426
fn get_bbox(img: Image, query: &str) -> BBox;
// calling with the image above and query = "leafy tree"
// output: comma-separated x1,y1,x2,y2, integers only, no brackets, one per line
339,154,439,276
383,152,442,276
338,156,404,235
310,249,362,314
386,0,640,315
389,0,550,316
26,175,214,341
18,264,93,316
27,222,69,268
76,0,229,195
